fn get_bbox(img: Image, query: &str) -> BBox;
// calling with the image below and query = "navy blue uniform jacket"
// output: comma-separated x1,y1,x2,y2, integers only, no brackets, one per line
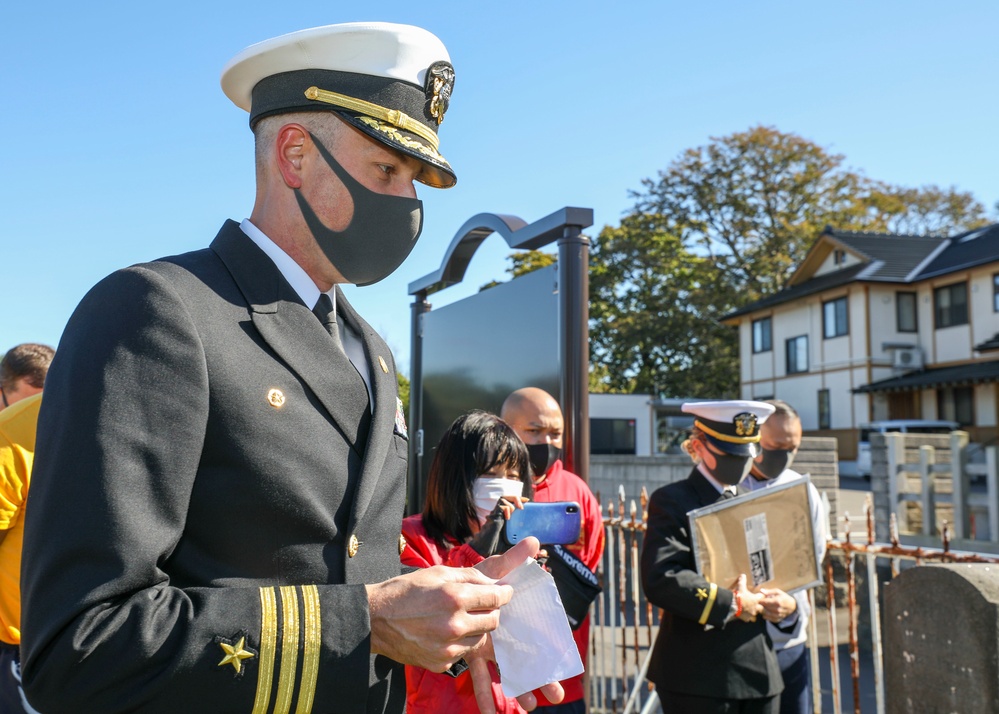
21,222,409,713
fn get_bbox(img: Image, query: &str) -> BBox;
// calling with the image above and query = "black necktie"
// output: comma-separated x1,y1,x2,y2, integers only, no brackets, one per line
313,293,372,453
313,293,346,354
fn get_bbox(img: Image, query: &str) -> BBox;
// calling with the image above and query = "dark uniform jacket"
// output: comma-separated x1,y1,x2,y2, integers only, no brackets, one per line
640,469,783,701
21,221,409,713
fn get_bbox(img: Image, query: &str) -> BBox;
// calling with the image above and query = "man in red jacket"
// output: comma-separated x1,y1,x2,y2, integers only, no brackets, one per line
502,388,605,713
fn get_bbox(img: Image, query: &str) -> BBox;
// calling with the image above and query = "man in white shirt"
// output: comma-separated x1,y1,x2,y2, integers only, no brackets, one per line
744,399,827,714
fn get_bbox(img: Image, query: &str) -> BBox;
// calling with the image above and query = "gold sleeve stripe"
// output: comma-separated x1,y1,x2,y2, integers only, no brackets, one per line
303,86,440,152
295,585,321,714
694,420,760,444
697,583,718,625
273,585,301,714
252,587,278,714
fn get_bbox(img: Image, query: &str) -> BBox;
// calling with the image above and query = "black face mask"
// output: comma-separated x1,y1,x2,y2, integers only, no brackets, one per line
709,451,755,486
756,448,796,480
526,443,561,478
294,133,424,287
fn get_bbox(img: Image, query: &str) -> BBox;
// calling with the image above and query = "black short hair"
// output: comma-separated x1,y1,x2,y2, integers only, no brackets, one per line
422,410,532,548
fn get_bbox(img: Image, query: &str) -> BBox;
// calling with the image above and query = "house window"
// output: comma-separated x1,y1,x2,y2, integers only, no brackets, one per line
896,292,918,333
786,335,809,374
823,297,849,338
934,282,968,328
833,249,846,266
937,386,974,426
818,389,831,430
590,418,637,455
752,317,772,353
993,274,999,312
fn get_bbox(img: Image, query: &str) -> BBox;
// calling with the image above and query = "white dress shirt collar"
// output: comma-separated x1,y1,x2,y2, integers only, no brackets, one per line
239,218,330,311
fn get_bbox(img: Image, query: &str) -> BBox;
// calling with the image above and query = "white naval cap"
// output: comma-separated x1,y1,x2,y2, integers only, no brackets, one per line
221,22,456,188
682,400,777,457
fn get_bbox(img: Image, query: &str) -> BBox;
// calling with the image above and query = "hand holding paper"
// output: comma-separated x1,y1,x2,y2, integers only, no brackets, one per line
471,538,575,711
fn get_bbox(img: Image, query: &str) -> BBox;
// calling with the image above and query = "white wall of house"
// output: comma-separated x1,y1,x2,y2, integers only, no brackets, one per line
975,383,997,428
589,393,655,456
970,269,999,347
814,249,861,277
935,323,973,364
869,285,920,362
732,256,999,437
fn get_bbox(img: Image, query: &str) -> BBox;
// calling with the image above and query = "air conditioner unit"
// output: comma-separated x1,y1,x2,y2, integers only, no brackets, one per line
893,346,923,371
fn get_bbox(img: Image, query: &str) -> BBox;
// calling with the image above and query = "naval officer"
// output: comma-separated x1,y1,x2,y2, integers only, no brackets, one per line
641,400,784,713
20,22,561,714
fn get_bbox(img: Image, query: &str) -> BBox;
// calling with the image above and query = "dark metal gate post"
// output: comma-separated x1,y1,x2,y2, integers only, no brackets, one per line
408,291,431,513
559,226,590,482
407,207,594,513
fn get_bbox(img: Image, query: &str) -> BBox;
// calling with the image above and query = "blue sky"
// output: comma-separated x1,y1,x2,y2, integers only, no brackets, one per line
3,1,997,372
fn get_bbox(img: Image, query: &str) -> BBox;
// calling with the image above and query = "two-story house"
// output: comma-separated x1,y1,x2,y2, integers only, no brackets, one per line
723,223,999,458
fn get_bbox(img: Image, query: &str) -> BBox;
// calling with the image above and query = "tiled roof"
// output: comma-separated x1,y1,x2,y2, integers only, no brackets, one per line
724,263,866,320
917,224,999,280
853,360,999,393
829,230,945,281
974,332,999,353
727,224,998,319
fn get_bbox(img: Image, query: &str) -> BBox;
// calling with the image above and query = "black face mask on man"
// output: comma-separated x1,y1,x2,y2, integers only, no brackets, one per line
294,132,424,287
526,443,561,478
755,448,796,480
708,450,755,486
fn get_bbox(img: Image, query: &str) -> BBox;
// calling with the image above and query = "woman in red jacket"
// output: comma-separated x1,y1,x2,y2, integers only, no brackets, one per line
401,410,534,713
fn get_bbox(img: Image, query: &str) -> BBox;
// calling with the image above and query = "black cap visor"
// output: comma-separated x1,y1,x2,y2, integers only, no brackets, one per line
705,434,759,458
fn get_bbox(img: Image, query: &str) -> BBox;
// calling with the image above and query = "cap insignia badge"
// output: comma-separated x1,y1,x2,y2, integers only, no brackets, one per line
425,61,455,125
734,412,758,437
696,587,708,601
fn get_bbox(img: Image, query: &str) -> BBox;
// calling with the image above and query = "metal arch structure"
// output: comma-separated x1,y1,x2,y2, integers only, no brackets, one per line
407,206,594,512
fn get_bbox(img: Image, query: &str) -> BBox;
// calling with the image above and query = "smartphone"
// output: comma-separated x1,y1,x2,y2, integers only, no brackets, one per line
503,502,582,546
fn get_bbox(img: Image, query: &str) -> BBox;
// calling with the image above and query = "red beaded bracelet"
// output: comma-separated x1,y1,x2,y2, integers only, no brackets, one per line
734,590,743,619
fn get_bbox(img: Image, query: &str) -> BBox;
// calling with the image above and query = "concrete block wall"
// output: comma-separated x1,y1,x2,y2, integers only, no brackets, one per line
869,433,954,541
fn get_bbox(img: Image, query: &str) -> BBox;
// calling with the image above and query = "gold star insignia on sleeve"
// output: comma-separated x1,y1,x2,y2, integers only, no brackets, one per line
696,587,708,601
218,636,255,675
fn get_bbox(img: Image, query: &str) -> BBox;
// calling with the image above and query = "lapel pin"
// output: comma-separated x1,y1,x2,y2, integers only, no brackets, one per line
378,356,389,374
267,389,286,408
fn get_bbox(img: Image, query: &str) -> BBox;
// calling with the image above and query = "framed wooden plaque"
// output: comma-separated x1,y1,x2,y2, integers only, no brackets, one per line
688,479,822,594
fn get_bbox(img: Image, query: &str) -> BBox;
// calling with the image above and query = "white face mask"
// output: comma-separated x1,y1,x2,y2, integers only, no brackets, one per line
472,477,524,524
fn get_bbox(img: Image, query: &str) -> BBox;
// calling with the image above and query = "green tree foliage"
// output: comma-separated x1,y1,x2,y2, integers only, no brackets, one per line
589,214,739,397
397,372,410,414
592,125,989,396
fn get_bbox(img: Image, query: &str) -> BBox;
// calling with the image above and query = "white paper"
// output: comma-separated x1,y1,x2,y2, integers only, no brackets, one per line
492,558,585,698
743,512,774,587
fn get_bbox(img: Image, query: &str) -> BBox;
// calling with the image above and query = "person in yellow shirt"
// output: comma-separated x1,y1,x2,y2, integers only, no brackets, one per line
0,392,42,713
0,344,53,411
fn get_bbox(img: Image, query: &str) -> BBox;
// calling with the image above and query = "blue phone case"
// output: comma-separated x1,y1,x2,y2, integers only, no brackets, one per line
504,502,582,545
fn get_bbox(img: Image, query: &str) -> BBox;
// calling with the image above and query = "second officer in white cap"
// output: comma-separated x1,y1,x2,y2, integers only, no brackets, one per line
641,400,784,713
20,21,561,714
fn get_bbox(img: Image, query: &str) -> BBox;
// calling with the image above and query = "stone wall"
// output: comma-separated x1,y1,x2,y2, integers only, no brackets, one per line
869,433,954,542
